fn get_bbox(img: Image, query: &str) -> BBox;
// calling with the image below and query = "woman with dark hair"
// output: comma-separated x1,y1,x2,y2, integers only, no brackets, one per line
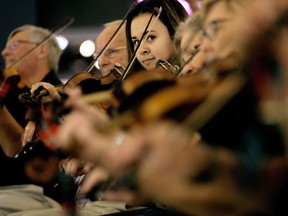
113,0,189,114
125,0,188,74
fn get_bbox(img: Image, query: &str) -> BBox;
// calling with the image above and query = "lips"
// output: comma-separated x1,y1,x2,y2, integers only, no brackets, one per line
142,58,155,65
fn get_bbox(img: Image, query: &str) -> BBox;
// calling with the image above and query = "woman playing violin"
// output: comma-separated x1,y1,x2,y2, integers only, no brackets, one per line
125,0,188,74
112,0,188,113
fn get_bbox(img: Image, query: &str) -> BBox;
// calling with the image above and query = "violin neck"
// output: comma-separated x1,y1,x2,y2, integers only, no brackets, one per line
157,59,179,75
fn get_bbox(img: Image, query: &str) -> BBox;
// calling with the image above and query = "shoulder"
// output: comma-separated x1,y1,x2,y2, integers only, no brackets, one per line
42,70,63,86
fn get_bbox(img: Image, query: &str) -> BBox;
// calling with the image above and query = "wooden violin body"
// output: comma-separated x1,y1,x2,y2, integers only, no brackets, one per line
63,71,111,94
63,64,125,94
1,68,27,90
108,57,246,130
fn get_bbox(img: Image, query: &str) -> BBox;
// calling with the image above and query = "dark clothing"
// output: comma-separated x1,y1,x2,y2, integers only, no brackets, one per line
0,71,63,202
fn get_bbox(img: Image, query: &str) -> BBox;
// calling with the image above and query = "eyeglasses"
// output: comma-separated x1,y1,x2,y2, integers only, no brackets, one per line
203,19,231,41
6,40,39,51
93,46,126,59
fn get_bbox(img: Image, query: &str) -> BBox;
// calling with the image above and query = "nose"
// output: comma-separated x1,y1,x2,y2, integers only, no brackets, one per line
97,54,110,69
180,51,207,76
191,51,207,72
1,46,10,58
181,62,197,76
138,44,150,56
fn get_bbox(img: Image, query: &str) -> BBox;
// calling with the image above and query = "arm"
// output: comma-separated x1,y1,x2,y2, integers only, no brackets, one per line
0,106,23,157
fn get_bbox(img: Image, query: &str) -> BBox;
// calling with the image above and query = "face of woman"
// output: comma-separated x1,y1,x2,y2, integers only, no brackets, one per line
131,13,174,70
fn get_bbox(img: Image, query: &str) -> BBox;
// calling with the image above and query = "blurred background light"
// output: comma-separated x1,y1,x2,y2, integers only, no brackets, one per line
55,35,69,50
136,0,192,15
79,40,95,57
178,0,193,15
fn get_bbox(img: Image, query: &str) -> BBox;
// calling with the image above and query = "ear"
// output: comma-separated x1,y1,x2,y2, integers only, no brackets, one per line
37,43,49,60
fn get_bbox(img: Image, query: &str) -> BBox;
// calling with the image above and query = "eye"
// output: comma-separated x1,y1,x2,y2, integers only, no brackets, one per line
10,43,17,50
147,35,156,41
8,41,18,50
201,32,206,40
203,23,220,40
194,44,200,50
105,49,117,56
132,40,139,47
211,24,220,35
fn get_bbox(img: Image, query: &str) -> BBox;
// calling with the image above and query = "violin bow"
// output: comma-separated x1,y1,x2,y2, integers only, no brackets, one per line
119,6,163,82
85,3,137,73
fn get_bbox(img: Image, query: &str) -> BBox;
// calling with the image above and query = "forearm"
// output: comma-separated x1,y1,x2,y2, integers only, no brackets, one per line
0,106,24,157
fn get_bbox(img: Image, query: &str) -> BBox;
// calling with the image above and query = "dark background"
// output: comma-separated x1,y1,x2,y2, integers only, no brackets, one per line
0,0,135,80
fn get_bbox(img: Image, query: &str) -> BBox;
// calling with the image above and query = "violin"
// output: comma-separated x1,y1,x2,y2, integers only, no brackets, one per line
61,4,136,95
138,69,246,126
157,59,180,75
62,7,165,110
94,57,246,133
113,63,178,114
19,5,175,152
19,60,175,114
62,63,125,95
0,68,25,88
0,68,23,108
32,59,179,117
